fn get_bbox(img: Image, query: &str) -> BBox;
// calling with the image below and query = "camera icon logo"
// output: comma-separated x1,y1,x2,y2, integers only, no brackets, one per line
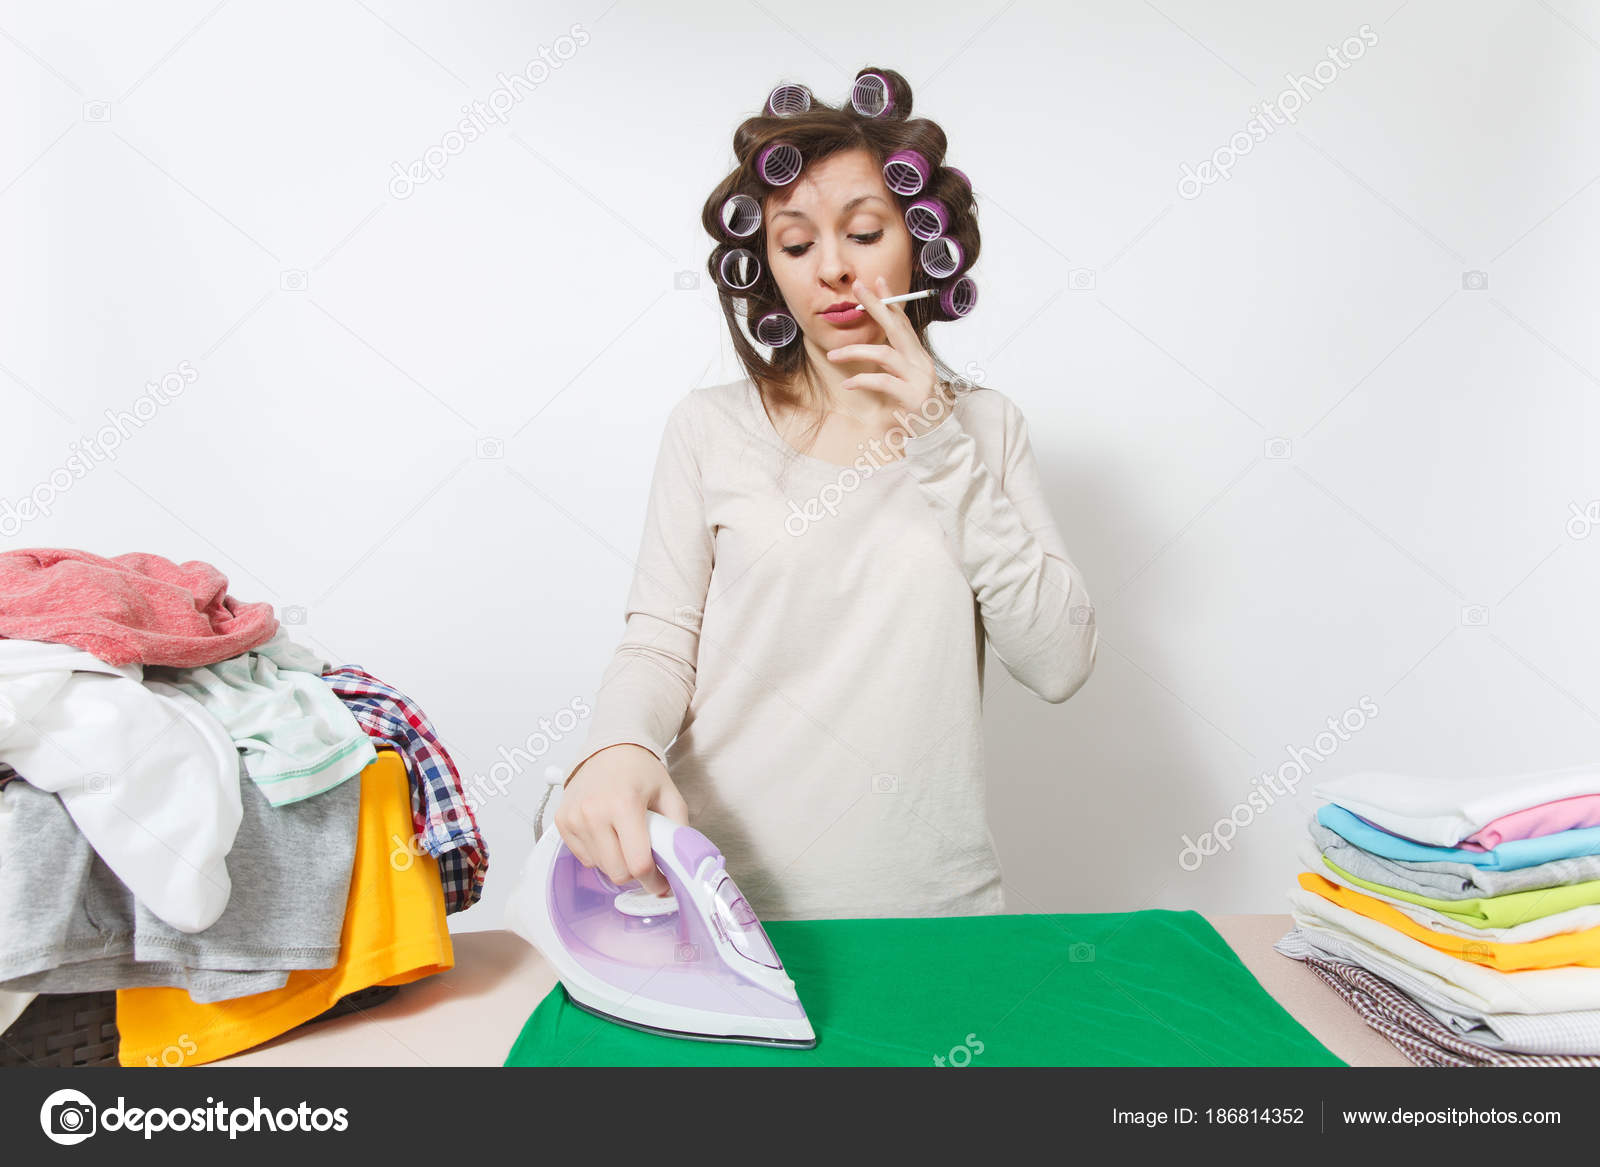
282,604,308,625
1460,604,1489,627
82,101,111,122
870,772,899,794
674,270,700,291
1070,604,1096,626
1069,942,1095,962
83,772,111,795
1461,270,1488,291
476,437,504,460
1264,437,1292,460
1067,268,1096,291
675,942,700,962
40,1088,97,1145
280,269,308,292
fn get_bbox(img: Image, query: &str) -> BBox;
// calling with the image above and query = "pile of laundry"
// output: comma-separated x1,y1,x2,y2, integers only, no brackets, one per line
0,548,487,1066
1277,764,1600,1067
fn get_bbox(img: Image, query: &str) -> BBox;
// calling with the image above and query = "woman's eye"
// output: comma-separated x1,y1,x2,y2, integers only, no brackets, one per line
780,230,884,257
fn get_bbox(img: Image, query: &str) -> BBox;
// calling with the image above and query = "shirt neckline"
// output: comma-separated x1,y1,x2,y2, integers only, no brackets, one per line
746,377,914,476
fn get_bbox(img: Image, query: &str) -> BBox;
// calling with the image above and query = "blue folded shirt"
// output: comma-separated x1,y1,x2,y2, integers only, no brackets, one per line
1316,803,1600,870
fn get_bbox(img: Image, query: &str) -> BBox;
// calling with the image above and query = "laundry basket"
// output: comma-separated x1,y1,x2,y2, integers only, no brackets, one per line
0,985,402,1068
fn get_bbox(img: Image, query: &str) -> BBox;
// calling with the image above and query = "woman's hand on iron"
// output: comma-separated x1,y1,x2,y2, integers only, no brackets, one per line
555,743,689,897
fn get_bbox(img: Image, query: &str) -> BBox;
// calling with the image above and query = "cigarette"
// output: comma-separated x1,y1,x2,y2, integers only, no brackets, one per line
879,288,936,306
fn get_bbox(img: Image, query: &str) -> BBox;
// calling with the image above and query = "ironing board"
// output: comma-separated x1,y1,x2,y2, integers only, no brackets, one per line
503,909,1344,1067
214,917,1410,1066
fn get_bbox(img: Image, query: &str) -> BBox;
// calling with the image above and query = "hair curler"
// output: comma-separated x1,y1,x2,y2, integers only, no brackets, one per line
850,73,893,118
904,198,948,242
945,165,972,191
757,141,803,186
883,149,930,196
937,275,978,319
755,310,799,346
919,236,964,279
721,193,763,238
719,248,762,290
766,84,813,117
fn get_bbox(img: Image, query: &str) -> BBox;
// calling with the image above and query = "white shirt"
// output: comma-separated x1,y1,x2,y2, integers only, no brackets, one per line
565,376,1097,920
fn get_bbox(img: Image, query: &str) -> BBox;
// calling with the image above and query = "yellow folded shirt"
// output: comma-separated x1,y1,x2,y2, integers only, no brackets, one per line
116,750,453,1067
1296,872,1600,972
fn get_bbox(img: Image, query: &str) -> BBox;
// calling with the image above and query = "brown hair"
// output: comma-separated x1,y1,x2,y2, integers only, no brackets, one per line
700,66,980,455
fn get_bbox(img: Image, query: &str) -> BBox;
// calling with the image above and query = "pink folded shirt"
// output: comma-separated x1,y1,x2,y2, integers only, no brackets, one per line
1458,794,1600,852
0,548,277,668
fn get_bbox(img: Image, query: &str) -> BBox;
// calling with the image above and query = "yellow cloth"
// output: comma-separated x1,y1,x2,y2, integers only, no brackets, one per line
1296,872,1600,972
116,751,453,1066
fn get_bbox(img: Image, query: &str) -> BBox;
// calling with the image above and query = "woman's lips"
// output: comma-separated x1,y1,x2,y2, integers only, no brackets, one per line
821,305,867,325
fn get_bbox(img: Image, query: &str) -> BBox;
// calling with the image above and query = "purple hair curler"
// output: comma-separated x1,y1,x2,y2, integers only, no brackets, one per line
850,73,894,117
938,275,978,319
755,311,798,346
904,198,948,242
883,149,930,196
721,193,763,238
920,237,964,279
945,165,971,191
757,141,803,186
719,248,762,290
766,84,813,117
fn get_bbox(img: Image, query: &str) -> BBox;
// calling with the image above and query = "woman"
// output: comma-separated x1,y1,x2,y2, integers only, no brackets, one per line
554,67,1097,920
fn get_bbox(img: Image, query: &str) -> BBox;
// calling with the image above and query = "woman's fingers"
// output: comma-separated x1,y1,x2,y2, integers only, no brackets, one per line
615,811,671,896
555,814,595,868
652,782,690,827
826,342,899,369
839,372,902,397
851,276,913,347
577,802,632,886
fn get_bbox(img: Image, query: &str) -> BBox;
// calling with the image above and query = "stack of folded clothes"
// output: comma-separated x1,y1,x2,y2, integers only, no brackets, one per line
0,548,488,1066
1276,763,1600,1067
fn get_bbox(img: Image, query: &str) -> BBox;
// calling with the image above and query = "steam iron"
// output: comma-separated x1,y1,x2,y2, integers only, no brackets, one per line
507,809,816,1049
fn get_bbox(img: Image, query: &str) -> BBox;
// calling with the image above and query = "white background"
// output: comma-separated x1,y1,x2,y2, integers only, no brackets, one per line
3,0,1598,934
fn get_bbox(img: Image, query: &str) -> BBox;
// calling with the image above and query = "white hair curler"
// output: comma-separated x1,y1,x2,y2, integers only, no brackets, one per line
719,248,761,290
883,149,930,196
721,193,763,238
766,84,813,117
919,237,964,279
756,310,798,346
850,73,893,117
904,198,948,242
757,141,803,186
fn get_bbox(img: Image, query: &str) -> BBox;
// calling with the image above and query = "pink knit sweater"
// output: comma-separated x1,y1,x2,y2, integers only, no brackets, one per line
0,548,277,667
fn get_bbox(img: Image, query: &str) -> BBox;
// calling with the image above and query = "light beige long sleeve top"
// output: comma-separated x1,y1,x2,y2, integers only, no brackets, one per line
563,376,1097,921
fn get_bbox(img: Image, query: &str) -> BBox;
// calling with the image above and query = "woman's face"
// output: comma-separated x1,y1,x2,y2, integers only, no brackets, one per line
764,147,914,352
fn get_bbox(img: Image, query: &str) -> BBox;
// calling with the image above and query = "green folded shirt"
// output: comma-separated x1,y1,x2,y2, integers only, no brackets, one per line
1320,853,1600,928
504,908,1343,1067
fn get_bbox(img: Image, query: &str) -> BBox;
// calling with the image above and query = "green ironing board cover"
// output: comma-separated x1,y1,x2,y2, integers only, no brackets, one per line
504,909,1344,1067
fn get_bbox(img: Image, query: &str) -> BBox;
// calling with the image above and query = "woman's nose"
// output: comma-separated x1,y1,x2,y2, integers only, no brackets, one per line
815,240,850,287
